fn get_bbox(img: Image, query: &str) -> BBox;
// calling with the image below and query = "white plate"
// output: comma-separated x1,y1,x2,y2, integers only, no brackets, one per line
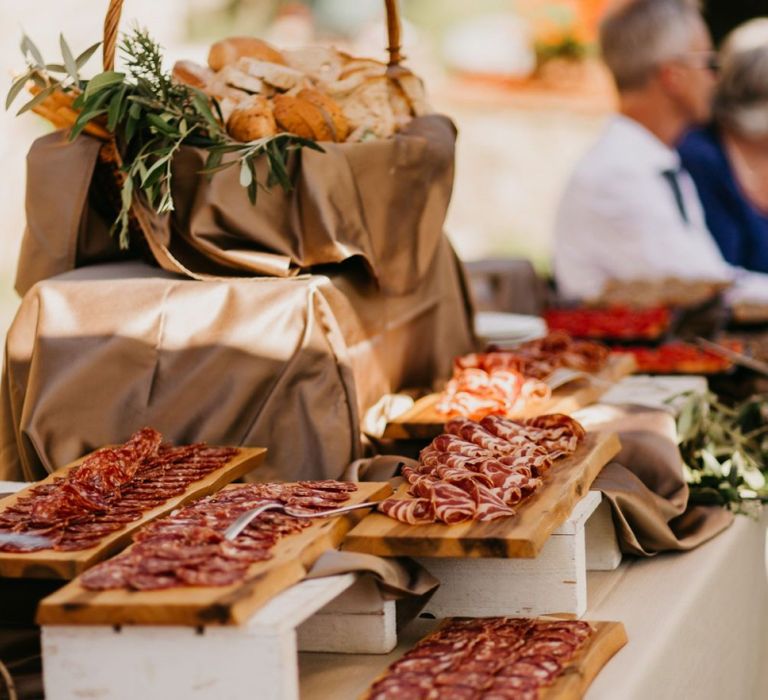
474,312,547,347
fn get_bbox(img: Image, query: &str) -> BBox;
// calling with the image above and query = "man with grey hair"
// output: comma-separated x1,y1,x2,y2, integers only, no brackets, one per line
552,0,768,302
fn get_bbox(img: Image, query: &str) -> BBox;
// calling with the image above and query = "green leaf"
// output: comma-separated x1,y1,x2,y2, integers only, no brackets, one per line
21,35,45,68
146,113,178,136
191,89,220,131
202,150,225,179
121,174,134,209
107,85,127,132
5,74,30,111
16,84,56,115
68,107,107,140
125,114,139,144
75,42,101,69
267,141,290,190
60,34,79,83
84,71,125,100
239,158,253,188
140,154,171,186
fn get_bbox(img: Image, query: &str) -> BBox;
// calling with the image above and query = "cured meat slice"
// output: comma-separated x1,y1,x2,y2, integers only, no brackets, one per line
430,435,491,460
390,657,454,675
470,484,516,521
377,498,436,525
444,419,517,455
434,671,493,690
434,465,494,490
429,483,477,524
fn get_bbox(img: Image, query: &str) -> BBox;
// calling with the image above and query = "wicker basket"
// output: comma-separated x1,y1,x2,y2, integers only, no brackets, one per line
32,0,405,139
28,0,406,245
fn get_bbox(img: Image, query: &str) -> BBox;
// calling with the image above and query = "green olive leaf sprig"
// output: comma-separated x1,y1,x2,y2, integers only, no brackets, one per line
7,27,324,248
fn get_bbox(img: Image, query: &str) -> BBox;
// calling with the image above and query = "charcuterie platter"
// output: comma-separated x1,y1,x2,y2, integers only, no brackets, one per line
343,430,620,558
544,305,672,342
37,481,391,626
361,617,628,700
0,430,266,579
611,342,739,375
383,353,635,440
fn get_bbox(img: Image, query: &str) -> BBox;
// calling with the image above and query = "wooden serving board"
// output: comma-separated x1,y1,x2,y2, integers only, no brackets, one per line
37,481,392,627
342,431,621,559
541,621,627,699
0,447,266,580
383,353,636,440
360,620,627,700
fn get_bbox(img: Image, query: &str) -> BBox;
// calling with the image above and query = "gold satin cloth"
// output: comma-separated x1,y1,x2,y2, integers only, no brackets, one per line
1,246,473,482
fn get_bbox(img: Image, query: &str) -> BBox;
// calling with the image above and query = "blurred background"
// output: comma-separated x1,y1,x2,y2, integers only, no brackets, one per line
0,0,760,338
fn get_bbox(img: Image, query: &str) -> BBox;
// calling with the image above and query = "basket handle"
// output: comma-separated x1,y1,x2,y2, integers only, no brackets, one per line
103,0,123,72
384,0,403,68
103,0,403,72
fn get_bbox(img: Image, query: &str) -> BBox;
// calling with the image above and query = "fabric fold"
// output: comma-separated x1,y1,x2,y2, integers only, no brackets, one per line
15,116,457,297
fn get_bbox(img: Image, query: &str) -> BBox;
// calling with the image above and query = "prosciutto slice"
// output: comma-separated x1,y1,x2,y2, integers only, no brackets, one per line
377,498,436,525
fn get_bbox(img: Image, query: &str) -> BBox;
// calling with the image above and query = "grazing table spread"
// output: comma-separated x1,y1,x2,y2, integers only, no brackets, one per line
3,0,767,696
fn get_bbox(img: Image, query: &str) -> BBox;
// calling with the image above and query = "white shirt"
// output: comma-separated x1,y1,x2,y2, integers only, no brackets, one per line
553,115,768,303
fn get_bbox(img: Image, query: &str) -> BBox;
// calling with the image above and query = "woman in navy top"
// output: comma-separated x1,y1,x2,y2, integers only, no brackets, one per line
679,19,768,273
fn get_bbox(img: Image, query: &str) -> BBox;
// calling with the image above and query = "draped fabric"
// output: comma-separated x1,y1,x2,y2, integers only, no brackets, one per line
1,246,474,482
15,115,457,297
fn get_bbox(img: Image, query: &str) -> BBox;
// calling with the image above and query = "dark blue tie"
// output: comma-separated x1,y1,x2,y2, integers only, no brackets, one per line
662,168,689,225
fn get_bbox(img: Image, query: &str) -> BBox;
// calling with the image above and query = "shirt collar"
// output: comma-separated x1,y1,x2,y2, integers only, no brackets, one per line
610,114,682,172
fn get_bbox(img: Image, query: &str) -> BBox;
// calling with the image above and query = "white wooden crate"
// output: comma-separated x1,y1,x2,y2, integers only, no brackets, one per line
42,572,395,700
417,491,620,619
297,574,397,654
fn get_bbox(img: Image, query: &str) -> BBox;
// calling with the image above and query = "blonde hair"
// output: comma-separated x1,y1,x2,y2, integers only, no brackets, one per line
714,19,768,138
599,0,702,91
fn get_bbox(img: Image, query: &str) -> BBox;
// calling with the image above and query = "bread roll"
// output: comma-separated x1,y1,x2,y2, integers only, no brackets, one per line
227,95,277,142
282,46,345,84
273,94,329,141
235,58,306,92
210,65,265,96
296,89,349,142
208,37,285,71
335,76,396,140
395,72,432,117
172,60,214,90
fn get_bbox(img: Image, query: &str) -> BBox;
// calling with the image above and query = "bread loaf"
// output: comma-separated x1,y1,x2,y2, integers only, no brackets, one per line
172,60,214,90
208,37,285,71
296,89,349,142
273,91,350,142
282,46,345,84
334,75,396,140
235,58,306,92
227,95,277,142
273,94,325,140
210,65,265,96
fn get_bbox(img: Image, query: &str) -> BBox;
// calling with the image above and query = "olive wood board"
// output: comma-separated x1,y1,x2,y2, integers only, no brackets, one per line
37,481,392,627
360,620,628,700
0,446,267,580
383,353,636,440
342,431,621,559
